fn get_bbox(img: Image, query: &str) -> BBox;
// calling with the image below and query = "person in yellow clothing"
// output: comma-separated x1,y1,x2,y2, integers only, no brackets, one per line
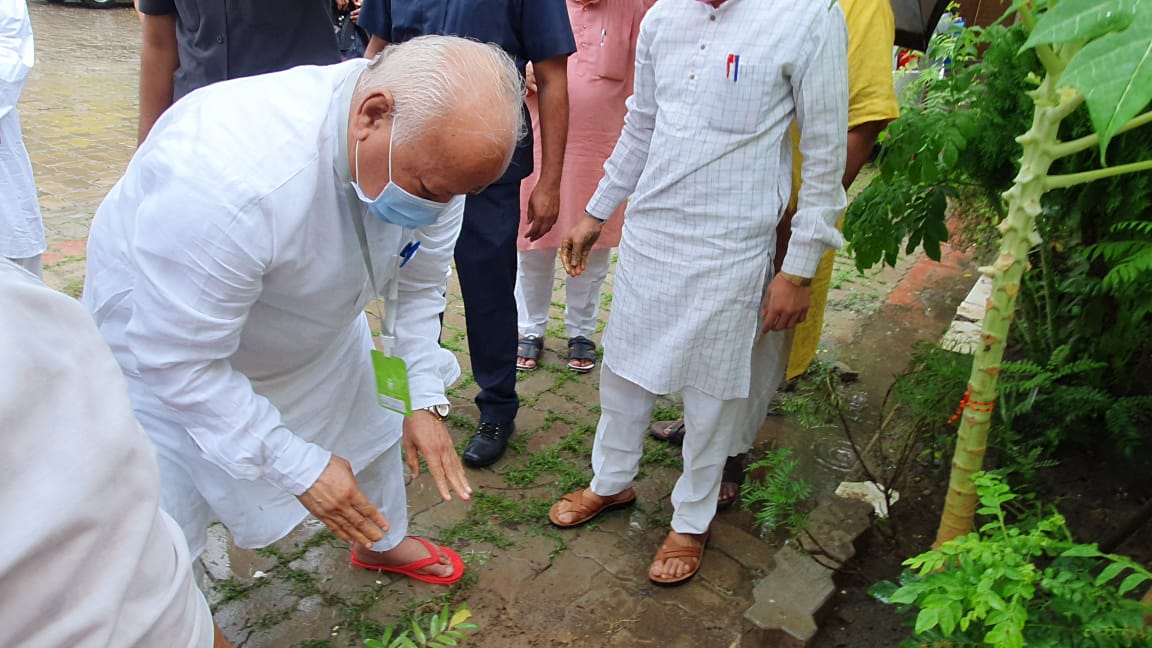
649,0,900,507
782,0,901,379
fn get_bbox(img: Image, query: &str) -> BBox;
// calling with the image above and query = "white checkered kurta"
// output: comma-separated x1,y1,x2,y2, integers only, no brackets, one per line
586,0,849,400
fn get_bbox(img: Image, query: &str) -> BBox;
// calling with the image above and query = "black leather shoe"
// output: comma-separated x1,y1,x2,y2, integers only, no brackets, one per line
462,421,515,468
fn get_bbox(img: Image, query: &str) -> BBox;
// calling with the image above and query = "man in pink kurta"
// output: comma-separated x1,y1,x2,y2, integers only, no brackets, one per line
515,0,653,373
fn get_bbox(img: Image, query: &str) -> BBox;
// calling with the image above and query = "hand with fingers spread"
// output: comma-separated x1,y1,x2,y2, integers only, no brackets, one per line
297,455,389,548
560,213,604,277
402,411,473,502
760,273,811,334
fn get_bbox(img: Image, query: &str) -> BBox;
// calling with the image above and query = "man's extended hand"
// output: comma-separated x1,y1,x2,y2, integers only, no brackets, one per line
761,273,811,334
297,455,388,548
402,411,472,502
524,183,560,242
560,213,604,277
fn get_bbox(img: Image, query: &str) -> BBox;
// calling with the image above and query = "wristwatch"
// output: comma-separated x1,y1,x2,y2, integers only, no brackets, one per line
423,403,451,421
777,271,813,288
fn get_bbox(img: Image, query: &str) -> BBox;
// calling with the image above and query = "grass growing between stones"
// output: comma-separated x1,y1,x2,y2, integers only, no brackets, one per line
439,492,560,551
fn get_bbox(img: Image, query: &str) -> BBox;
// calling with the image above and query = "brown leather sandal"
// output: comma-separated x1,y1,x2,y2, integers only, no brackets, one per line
649,529,710,585
548,487,636,528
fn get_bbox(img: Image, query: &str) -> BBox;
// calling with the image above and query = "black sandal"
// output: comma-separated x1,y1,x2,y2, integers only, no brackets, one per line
567,336,597,373
718,454,747,510
516,335,543,371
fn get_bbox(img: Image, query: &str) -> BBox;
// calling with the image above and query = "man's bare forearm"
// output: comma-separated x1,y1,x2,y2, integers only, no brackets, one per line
530,56,570,191
364,35,389,59
138,12,179,145
843,120,888,189
775,119,890,267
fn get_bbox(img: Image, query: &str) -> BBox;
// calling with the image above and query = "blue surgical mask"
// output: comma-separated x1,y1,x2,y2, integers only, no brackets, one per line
351,121,450,229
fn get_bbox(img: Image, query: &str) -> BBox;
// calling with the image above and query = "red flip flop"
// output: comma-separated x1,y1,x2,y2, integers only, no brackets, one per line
349,536,465,585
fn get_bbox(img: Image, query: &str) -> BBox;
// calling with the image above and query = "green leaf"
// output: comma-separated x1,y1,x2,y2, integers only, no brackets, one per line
869,580,900,603
1060,544,1103,558
1118,571,1150,595
364,640,386,648
411,620,428,645
1096,561,1129,585
939,601,960,636
1059,9,1152,159
914,606,941,634
1023,0,1138,49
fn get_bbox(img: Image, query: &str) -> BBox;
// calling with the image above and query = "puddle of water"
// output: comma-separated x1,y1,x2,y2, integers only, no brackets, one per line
810,426,857,473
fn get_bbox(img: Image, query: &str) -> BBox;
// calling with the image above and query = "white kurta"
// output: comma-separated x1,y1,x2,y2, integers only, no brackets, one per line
0,260,212,648
83,59,463,551
586,0,848,400
0,0,44,260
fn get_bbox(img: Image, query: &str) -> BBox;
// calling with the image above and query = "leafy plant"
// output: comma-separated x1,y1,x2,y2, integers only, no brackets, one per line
364,603,479,648
740,447,813,535
871,472,1152,647
869,0,1152,546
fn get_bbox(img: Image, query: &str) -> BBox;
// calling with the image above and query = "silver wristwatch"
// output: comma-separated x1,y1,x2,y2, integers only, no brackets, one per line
423,403,451,421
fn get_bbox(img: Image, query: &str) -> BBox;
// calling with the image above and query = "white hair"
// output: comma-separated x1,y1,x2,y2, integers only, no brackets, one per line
354,35,526,147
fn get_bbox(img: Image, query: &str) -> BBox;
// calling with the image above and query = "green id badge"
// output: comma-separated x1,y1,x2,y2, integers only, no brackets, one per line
371,350,412,416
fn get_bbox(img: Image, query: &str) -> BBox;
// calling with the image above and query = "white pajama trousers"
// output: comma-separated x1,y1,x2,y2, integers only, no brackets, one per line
154,428,410,559
589,330,790,534
516,247,612,339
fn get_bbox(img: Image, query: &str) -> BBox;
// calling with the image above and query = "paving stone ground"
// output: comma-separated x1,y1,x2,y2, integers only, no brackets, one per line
19,4,976,646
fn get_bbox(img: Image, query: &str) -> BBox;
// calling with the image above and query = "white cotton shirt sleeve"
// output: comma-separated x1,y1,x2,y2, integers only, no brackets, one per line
0,0,33,120
394,195,465,409
122,179,332,496
585,7,659,219
782,3,850,279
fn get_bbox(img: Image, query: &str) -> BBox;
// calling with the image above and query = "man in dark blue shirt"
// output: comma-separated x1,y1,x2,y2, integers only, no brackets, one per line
136,0,341,143
359,0,575,468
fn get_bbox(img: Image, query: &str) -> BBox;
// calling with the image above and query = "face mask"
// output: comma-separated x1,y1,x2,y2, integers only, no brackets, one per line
351,120,450,229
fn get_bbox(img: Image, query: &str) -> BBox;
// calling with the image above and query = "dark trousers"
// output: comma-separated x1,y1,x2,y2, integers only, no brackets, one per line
456,181,520,424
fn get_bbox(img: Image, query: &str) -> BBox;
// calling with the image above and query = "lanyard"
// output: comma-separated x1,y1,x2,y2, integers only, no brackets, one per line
351,210,404,355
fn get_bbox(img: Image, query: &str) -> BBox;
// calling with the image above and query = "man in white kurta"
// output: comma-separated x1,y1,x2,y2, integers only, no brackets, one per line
550,0,848,584
0,0,45,277
0,259,215,648
82,37,524,584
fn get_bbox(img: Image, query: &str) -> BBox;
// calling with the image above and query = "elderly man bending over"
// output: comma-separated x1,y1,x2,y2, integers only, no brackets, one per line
83,36,523,587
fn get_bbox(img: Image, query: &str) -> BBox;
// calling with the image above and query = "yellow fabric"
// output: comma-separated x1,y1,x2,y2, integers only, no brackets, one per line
785,0,900,379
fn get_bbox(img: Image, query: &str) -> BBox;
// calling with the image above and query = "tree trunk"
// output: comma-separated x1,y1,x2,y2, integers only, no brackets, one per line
932,73,1079,547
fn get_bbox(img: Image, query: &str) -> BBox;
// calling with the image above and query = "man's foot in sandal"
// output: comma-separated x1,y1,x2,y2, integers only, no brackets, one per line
549,487,636,527
650,529,710,585
516,334,543,371
648,419,686,445
350,536,464,585
567,336,597,373
718,453,747,510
